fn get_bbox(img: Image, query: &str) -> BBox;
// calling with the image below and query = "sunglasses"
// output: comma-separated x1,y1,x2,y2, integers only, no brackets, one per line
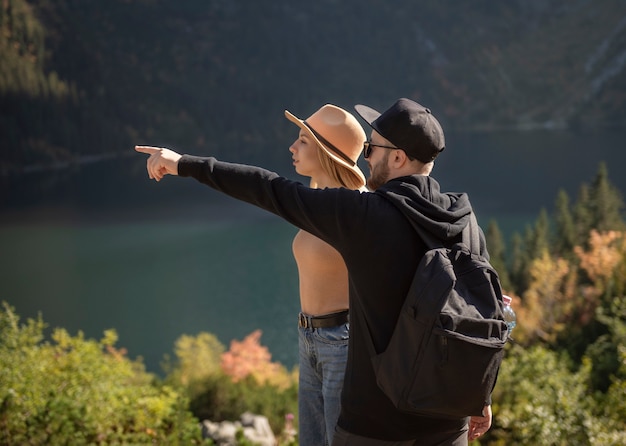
363,140,398,159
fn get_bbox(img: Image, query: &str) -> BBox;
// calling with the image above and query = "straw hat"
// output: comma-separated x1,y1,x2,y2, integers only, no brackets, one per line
285,104,366,187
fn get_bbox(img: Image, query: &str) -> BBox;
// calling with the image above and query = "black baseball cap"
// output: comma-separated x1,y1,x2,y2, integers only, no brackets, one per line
355,98,445,163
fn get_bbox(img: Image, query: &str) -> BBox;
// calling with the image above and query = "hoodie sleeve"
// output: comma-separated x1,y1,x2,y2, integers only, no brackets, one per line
177,155,365,247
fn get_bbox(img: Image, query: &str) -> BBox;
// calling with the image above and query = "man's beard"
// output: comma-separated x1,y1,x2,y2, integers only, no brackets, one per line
366,151,390,191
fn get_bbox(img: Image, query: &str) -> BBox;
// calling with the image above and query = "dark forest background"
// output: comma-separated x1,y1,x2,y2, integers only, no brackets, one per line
2,0,626,208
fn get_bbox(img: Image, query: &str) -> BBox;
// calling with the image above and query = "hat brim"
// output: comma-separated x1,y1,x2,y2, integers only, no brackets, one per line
284,110,366,188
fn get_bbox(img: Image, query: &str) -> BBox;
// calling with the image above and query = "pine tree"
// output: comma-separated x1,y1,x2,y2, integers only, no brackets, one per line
554,189,576,256
588,162,625,232
509,232,527,294
570,163,625,248
573,183,594,245
486,219,512,292
509,210,551,294
530,209,551,256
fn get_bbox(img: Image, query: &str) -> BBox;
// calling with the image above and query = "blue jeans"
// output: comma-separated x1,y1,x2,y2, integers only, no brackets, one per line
298,322,349,446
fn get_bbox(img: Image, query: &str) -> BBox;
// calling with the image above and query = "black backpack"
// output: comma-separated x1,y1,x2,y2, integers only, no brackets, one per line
357,213,508,419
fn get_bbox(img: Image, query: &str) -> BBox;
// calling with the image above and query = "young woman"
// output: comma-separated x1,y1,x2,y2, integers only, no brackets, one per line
283,104,366,446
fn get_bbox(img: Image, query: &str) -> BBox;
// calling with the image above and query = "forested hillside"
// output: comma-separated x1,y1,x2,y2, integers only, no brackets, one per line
2,0,626,178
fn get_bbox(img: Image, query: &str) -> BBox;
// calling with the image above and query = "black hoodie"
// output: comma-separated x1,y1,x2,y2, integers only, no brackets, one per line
178,155,488,441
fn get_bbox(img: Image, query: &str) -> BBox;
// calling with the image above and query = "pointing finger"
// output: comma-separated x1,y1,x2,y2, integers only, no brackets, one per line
135,145,162,155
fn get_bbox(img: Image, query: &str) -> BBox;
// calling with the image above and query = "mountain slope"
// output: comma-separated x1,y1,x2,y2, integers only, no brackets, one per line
1,0,625,175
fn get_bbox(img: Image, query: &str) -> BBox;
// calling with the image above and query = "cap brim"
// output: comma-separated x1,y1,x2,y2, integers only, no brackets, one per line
354,104,381,126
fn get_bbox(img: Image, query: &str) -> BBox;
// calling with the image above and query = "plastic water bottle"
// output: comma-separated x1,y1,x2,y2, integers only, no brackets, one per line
502,295,516,335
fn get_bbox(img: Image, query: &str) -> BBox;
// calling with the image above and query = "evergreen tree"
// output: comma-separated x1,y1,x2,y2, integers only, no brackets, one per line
588,162,625,232
554,189,576,256
508,210,551,294
530,209,551,256
486,219,512,292
570,163,625,249
509,232,527,294
573,183,594,245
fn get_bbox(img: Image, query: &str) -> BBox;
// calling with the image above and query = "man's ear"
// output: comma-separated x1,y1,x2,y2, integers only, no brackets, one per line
390,149,409,168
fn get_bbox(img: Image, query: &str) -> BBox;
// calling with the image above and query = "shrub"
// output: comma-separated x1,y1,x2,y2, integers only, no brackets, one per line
165,330,298,435
585,345,626,445
485,344,593,446
0,302,207,445
189,373,298,434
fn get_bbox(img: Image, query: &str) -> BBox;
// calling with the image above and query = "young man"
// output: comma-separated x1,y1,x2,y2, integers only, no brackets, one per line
136,98,493,445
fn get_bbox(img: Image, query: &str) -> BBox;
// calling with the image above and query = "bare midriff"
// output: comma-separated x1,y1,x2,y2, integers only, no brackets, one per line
292,229,349,316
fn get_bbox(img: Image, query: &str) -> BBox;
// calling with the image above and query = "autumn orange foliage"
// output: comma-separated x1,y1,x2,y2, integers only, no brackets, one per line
511,230,626,345
220,330,294,389
575,230,625,285
512,249,573,344
574,230,626,326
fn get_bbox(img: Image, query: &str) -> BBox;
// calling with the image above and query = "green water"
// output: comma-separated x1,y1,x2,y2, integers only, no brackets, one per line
0,207,301,374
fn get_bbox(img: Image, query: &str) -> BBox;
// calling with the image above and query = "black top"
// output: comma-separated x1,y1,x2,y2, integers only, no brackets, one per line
178,155,488,440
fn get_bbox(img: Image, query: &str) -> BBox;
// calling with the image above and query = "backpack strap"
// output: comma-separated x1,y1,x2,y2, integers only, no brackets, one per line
461,212,481,256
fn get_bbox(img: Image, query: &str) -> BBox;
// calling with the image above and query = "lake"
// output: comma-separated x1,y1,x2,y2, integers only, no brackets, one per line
1,128,625,374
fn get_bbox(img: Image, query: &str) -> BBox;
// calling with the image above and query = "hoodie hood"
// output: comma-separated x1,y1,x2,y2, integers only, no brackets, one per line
377,175,472,244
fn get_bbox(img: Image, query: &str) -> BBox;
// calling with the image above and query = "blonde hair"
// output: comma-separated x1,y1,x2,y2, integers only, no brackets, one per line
314,145,363,190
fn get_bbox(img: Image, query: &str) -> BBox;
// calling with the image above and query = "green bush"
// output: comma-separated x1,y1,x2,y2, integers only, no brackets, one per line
482,343,626,446
0,302,208,445
486,344,593,445
188,373,298,435
163,331,298,436
585,345,626,446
